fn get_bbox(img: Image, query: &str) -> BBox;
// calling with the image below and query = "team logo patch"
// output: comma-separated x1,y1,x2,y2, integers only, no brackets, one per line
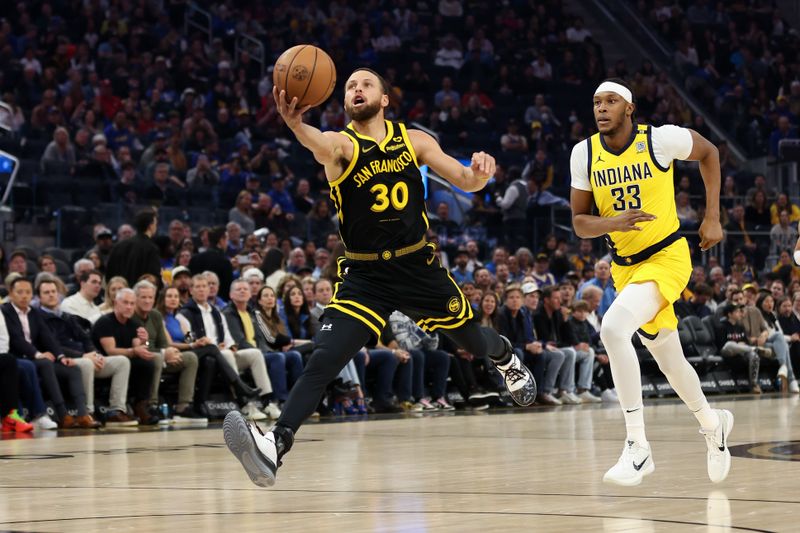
636,141,646,153
381,251,392,260
393,136,403,142
447,296,461,314
291,65,310,81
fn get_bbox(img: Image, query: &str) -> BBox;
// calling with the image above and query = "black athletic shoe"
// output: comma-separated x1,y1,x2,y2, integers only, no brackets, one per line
494,335,537,406
223,410,279,487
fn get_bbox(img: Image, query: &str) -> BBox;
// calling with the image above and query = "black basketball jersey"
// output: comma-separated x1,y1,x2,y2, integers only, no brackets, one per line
328,120,429,252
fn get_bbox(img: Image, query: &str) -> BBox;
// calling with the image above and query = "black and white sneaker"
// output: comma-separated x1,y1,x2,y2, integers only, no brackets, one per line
223,410,279,487
494,335,537,406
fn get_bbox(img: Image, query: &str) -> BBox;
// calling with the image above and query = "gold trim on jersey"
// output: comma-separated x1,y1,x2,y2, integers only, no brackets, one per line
329,183,345,224
344,236,427,261
327,257,385,337
328,130,361,188
398,123,419,168
346,120,395,151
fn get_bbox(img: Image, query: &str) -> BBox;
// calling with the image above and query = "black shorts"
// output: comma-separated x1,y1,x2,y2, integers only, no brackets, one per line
325,243,473,339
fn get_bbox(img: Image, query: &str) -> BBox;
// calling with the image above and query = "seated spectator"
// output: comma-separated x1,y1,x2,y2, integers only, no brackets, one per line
92,287,158,425
388,311,453,411
61,270,104,327
3,278,91,429
675,283,714,319
242,268,265,303
770,209,798,256
8,250,29,280
675,191,699,228
770,193,800,225
570,239,597,274
282,286,317,341
229,190,256,235
746,190,772,230
133,280,203,422
577,260,616,316
711,304,761,393
186,153,220,187
531,253,556,288
533,286,593,405
37,279,116,428
145,162,183,206
207,267,234,310
181,274,274,420
757,292,797,392
496,284,561,405
41,126,76,174
98,276,129,313
566,300,602,403
777,295,800,394
157,286,259,414
559,282,577,310
223,280,285,418
307,199,336,248
450,247,473,286
225,222,244,257
268,175,296,216
0,351,33,433
189,226,234,297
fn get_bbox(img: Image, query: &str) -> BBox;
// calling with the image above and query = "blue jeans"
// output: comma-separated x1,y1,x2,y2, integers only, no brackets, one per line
16,359,47,418
394,350,420,402
767,332,795,381
264,351,304,401
354,349,399,405
524,348,565,394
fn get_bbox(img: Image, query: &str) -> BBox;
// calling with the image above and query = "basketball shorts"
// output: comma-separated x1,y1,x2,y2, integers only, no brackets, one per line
611,237,692,335
324,243,473,339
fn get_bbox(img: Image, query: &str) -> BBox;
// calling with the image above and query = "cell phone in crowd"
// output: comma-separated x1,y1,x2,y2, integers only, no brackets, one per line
236,255,252,265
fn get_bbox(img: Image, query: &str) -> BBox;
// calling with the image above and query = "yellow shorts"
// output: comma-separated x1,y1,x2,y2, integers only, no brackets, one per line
610,237,692,335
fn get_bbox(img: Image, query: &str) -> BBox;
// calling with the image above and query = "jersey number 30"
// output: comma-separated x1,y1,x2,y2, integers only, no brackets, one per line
610,185,641,211
370,182,409,212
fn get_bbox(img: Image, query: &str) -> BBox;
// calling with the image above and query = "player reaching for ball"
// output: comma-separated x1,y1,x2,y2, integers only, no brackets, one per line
223,66,537,487
570,78,732,486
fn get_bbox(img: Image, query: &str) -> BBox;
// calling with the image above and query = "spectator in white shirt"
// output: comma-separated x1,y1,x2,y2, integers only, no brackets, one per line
531,53,553,80
566,17,592,43
61,269,104,326
434,36,464,70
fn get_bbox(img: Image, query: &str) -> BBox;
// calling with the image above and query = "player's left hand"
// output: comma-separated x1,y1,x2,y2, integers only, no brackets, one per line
470,151,495,181
698,217,723,251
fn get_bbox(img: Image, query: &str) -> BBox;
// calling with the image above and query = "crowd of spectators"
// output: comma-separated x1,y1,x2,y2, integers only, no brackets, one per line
632,0,800,158
1,1,800,434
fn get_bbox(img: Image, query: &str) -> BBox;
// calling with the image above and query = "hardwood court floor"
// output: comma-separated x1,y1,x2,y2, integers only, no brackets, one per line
0,395,798,532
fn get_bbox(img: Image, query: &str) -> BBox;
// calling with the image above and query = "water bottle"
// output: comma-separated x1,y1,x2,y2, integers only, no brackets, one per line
159,403,170,420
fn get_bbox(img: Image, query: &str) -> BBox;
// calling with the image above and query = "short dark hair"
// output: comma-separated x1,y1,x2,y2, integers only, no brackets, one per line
79,269,103,284
693,283,713,297
208,226,227,248
541,286,558,299
134,209,157,234
36,279,58,296
9,277,32,292
349,68,391,95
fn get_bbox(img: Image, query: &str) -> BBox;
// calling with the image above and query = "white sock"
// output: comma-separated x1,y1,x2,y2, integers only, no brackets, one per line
600,283,666,446
639,329,718,431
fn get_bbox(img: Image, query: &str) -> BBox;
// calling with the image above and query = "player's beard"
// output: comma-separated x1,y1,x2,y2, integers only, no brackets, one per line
345,99,382,122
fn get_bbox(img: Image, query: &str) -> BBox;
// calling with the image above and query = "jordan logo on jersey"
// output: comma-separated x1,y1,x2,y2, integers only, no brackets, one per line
592,161,653,188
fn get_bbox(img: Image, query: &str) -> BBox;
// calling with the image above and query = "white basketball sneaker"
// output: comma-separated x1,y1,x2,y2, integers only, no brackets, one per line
603,439,655,486
700,409,734,483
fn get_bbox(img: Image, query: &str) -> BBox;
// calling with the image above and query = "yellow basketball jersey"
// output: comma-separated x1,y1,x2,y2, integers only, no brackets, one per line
587,124,679,257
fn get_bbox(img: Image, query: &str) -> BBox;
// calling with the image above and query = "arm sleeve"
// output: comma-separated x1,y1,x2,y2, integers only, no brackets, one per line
569,140,592,191
496,184,519,209
651,124,693,167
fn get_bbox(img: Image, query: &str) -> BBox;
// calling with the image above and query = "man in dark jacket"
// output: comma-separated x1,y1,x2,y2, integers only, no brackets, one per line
711,304,761,392
189,225,234,297
105,209,161,287
37,278,113,428
495,284,564,405
533,285,586,404
2,277,91,428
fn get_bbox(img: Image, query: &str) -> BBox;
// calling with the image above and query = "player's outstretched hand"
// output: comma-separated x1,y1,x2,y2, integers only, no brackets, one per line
609,209,656,232
273,87,312,130
698,217,724,251
470,151,495,181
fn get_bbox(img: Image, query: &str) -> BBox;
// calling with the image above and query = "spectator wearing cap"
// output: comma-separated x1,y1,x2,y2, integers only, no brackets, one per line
41,126,76,174
531,253,556,288
8,250,30,281
189,226,234,298
61,269,104,326
451,248,473,285
171,266,193,306
105,209,162,288
268,174,297,216
577,260,616,316
710,303,761,393
186,153,220,187
89,226,114,270
229,191,256,235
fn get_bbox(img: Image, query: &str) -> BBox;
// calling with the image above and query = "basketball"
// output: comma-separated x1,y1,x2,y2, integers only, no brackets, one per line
273,45,336,108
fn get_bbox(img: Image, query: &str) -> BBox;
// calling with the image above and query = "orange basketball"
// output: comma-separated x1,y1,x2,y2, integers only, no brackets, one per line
273,45,336,108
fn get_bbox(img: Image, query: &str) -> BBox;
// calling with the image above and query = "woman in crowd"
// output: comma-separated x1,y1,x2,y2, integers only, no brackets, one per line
229,190,256,235
281,285,318,342
99,276,128,313
757,292,799,393
254,286,305,406
157,286,260,413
